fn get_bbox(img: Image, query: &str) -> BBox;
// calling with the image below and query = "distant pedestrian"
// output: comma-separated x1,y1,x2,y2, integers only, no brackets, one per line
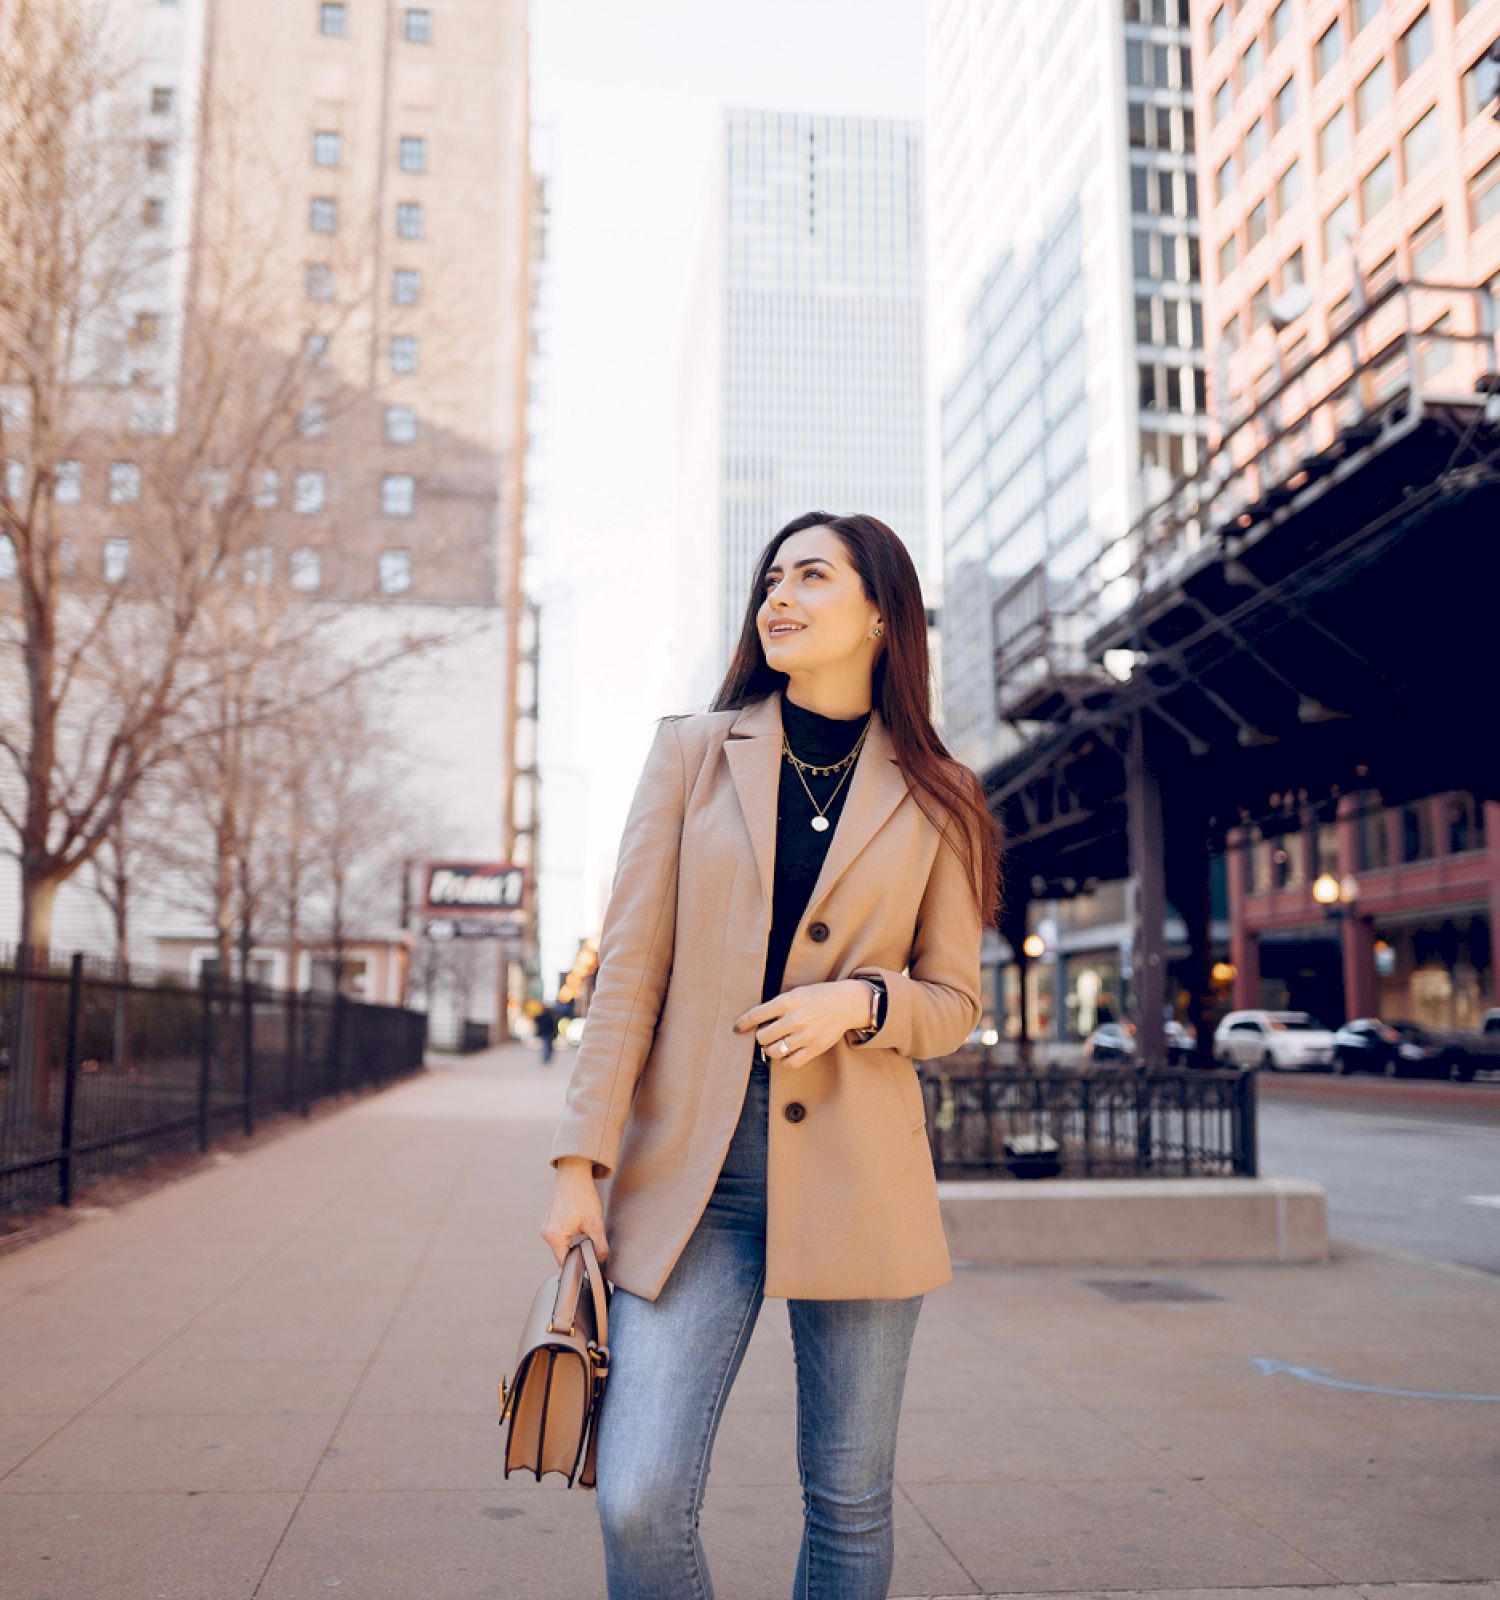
540,511,1002,1597
535,1003,561,1065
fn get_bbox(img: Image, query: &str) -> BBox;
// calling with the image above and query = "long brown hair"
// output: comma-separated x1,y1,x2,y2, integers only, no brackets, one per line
709,511,1004,931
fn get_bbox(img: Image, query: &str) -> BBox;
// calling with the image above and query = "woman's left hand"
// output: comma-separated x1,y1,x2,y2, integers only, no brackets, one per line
733,980,871,1069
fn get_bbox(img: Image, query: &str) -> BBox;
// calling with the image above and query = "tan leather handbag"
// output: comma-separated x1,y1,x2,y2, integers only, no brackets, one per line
498,1232,612,1488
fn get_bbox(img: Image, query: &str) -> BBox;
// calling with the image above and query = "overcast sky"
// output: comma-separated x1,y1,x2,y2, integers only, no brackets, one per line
529,0,925,980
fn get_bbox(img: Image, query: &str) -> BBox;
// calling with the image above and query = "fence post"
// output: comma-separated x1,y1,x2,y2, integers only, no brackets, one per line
330,991,345,1096
284,985,298,1114
58,952,84,1206
198,971,214,1152
240,970,255,1137
1238,1063,1259,1176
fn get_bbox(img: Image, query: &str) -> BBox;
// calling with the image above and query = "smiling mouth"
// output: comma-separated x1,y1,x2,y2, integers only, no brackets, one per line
768,624,806,637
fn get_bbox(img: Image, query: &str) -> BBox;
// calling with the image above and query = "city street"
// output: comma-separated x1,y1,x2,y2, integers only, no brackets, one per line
1259,1075,1500,1278
1,1044,1498,1600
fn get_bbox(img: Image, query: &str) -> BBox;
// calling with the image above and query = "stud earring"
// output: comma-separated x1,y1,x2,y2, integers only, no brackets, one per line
872,624,882,637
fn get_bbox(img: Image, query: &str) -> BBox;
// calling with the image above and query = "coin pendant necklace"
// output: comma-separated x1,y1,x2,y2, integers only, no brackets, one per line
782,719,870,832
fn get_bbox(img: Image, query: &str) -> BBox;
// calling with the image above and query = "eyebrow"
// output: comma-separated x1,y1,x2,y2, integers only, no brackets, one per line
764,557,833,576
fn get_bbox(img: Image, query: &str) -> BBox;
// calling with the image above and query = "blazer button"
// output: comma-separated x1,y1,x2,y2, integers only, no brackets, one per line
784,1101,806,1123
808,921,829,942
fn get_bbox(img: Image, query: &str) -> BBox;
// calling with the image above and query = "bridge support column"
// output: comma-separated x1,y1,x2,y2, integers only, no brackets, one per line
1126,710,1167,1067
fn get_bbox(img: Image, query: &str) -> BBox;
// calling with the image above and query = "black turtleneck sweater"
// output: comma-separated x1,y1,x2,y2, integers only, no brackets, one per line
760,687,873,1007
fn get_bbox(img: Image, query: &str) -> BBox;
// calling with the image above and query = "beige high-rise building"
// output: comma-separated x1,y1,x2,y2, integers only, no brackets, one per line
0,0,535,1035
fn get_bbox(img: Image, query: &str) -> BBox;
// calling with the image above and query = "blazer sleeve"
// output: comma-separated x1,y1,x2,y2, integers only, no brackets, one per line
548,716,687,1181
846,810,983,1062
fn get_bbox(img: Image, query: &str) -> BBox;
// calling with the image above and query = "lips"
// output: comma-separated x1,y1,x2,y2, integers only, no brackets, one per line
768,623,805,637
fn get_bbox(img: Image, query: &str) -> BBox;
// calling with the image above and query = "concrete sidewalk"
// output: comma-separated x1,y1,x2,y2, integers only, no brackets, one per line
0,1042,1495,1600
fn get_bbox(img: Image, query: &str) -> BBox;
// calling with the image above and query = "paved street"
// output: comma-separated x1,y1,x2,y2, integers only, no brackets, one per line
0,1042,1497,1600
1259,1076,1500,1276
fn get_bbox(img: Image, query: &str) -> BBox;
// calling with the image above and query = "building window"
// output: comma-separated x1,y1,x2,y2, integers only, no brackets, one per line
142,195,166,228
108,462,141,504
313,130,342,166
1322,195,1354,259
1402,106,1439,180
392,266,421,305
1471,152,1500,229
1246,198,1268,248
1220,309,1242,352
1281,246,1305,290
1249,279,1271,329
150,85,174,116
1314,19,1343,80
1272,75,1296,133
1244,116,1266,166
379,549,412,593
1409,209,1445,274
1400,801,1434,863
290,548,322,590
320,2,347,35
1462,55,1497,124
254,468,279,509
398,135,426,173
381,474,415,516
303,331,330,367
1354,0,1382,30
146,139,171,173
395,200,423,239
297,400,326,438
103,538,129,582
1356,61,1391,130
1218,233,1238,277
1445,792,1487,854
1213,80,1232,124
1215,153,1237,201
1360,155,1394,221
385,404,417,443
243,547,274,586
390,334,418,374
309,195,337,233
54,460,82,503
293,469,325,514
1209,5,1227,48
1269,1,1290,45
306,263,334,301
1397,9,1433,82
1357,797,1389,869
1318,106,1350,170
404,8,431,43
1275,158,1301,217
1238,39,1262,89
130,310,160,345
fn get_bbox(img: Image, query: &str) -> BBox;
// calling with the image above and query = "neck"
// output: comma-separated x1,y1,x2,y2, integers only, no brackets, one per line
781,670,874,722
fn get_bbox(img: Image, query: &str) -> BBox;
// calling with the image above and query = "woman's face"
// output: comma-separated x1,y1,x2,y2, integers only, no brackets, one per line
756,525,880,672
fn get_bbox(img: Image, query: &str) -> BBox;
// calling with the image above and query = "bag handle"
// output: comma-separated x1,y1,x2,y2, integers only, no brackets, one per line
548,1232,609,1351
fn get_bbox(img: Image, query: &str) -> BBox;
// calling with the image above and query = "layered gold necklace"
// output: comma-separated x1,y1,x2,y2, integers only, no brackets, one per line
781,718,870,832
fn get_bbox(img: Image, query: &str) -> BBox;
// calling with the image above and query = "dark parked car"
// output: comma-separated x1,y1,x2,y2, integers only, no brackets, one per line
1334,1017,1492,1081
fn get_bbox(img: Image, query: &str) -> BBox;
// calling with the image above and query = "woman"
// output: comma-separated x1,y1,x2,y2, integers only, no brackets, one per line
541,511,1003,1599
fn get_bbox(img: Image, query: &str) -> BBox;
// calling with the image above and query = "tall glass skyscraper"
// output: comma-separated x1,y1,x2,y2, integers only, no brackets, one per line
683,109,928,670
930,0,1210,774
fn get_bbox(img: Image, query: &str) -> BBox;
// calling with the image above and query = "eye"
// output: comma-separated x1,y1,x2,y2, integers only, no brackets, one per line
762,568,825,591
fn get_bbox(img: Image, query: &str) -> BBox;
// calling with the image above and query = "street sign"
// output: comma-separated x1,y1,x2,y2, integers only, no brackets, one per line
424,917,524,942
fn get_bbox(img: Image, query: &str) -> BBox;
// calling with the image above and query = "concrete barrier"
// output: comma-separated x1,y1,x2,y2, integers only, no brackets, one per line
937,1175,1328,1266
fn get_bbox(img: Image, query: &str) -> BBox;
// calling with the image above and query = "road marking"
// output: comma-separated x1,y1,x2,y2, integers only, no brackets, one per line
1251,1357,1500,1400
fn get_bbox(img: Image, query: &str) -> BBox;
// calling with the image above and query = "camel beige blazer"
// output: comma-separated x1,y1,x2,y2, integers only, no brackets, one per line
548,689,984,1302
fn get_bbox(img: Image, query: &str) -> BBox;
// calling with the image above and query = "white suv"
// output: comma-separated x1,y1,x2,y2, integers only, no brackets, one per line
1214,1009,1339,1071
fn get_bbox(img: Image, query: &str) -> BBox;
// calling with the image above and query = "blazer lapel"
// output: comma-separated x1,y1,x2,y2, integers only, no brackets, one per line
723,691,909,920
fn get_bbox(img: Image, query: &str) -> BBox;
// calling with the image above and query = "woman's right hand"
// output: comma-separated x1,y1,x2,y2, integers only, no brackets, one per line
540,1157,609,1268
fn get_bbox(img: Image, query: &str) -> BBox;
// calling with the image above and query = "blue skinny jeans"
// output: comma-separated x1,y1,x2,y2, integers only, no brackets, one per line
593,1054,923,1599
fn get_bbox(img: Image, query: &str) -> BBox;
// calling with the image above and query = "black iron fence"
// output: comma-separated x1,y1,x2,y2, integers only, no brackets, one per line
917,1053,1258,1179
0,945,428,1215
